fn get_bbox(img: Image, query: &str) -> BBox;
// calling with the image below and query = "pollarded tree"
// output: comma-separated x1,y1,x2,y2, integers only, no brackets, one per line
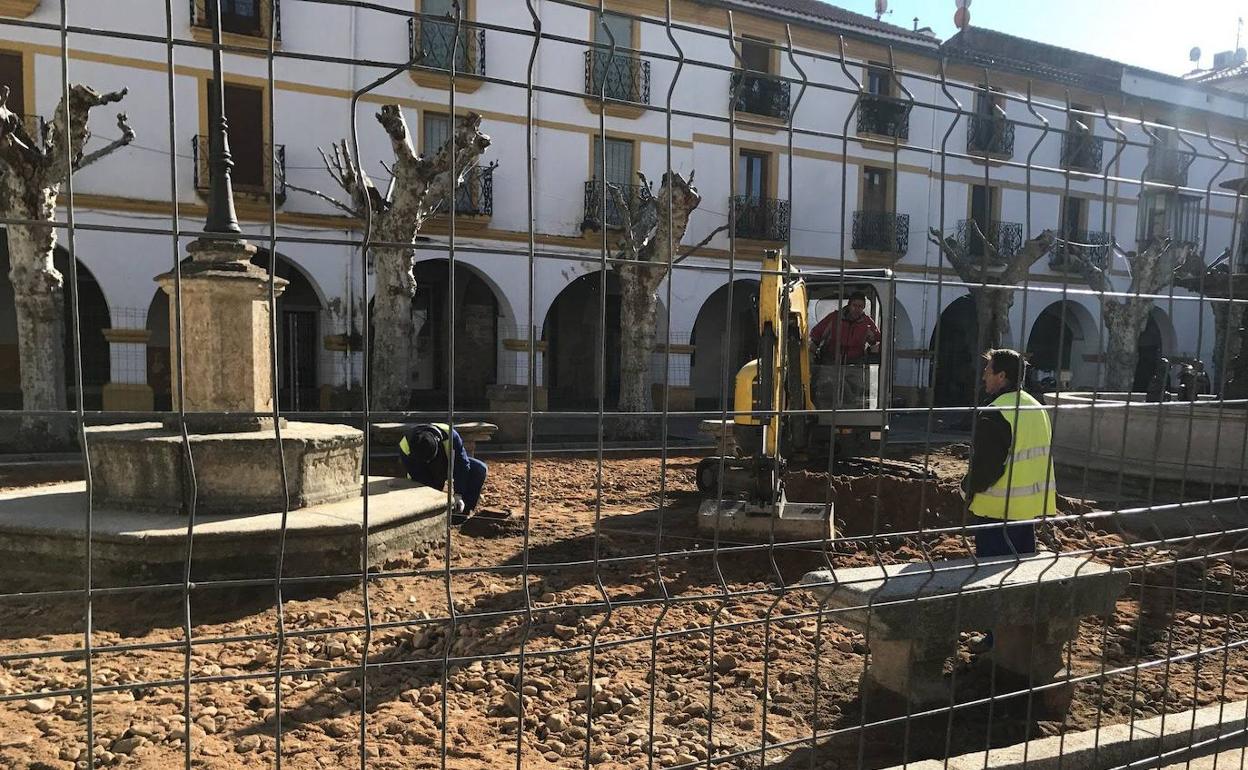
928,222,1055,354
0,84,133,443
285,108,490,411
1061,237,1183,391
608,171,724,439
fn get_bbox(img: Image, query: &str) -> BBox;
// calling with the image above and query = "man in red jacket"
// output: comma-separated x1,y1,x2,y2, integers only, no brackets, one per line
810,291,880,407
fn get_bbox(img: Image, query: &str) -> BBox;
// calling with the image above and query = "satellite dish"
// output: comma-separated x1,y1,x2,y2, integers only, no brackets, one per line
1190,46,1202,63
956,0,971,8
954,6,970,29
875,0,887,19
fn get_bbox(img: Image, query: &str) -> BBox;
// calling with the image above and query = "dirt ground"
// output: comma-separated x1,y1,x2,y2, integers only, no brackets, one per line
2,445,1247,770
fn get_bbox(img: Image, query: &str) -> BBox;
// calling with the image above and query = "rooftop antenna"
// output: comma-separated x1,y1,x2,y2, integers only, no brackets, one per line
874,0,887,21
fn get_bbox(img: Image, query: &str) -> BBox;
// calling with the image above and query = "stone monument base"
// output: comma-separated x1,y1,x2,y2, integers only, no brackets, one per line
0,477,447,590
86,421,363,515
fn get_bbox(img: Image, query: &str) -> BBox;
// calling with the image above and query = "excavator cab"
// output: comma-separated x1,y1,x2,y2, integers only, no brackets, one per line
695,250,895,541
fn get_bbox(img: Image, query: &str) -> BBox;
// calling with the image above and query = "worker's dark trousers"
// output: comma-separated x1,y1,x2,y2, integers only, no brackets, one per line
406,455,488,515
972,514,1037,557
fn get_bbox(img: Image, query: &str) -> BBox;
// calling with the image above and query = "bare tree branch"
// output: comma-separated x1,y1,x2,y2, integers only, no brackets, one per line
68,112,134,177
673,224,730,264
284,179,364,218
927,228,975,280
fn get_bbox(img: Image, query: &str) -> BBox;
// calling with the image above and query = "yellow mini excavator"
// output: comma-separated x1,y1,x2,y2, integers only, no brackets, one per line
694,248,895,541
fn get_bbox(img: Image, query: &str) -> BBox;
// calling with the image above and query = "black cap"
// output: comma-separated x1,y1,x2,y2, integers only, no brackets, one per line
412,429,441,464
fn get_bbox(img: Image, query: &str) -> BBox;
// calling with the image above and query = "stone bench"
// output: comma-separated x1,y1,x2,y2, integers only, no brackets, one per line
698,419,738,456
371,422,498,456
800,553,1129,710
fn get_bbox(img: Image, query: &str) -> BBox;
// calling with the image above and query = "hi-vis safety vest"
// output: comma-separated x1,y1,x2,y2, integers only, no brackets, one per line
969,390,1058,521
398,423,452,460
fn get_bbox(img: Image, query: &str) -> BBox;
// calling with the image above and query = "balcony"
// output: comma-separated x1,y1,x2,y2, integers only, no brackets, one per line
730,72,790,121
852,210,910,254
1061,132,1103,173
730,195,790,241
1145,145,1195,186
582,179,645,230
584,50,650,105
857,94,910,140
192,135,286,202
957,219,1024,261
1049,230,1112,271
408,16,485,77
189,0,280,39
437,164,494,217
966,114,1014,157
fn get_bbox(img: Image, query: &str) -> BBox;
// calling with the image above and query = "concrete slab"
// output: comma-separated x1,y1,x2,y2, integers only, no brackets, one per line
884,699,1248,770
799,552,1129,638
0,478,446,590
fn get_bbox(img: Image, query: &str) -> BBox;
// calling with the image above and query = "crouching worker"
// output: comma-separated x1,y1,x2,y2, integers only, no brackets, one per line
399,423,487,520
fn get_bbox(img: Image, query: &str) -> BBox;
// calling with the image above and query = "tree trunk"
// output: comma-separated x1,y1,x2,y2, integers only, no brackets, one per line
1211,301,1244,392
6,208,71,445
1102,299,1151,392
970,286,1012,353
615,266,661,439
369,237,416,412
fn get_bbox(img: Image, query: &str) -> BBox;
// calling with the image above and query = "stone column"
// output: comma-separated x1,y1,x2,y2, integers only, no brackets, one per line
102,327,154,411
861,635,955,711
651,342,695,411
154,239,287,429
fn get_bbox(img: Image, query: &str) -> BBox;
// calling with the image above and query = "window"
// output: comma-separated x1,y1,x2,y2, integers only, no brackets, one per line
866,64,892,96
588,136,636,228
422,112,451,154
737,151,768,200
418,0,471,72
967,184,998,257
198,0,264,36
208,81,264,189
1061,196,1085,237
862,167,890,214
740,37,770,73
1138,192,1201,246
586,12,647,104
0,51,23,115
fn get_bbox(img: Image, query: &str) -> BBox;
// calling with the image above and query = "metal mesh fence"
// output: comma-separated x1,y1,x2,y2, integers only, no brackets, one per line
1,2,1248,770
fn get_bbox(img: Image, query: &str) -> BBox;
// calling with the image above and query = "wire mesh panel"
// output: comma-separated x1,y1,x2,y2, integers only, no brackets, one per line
1,2,1248,770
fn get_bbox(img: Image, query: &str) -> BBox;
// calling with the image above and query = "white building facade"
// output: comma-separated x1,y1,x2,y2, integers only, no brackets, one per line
1,0,1245,418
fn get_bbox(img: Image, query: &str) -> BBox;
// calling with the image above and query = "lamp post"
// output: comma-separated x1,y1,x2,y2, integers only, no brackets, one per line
204,0,242,239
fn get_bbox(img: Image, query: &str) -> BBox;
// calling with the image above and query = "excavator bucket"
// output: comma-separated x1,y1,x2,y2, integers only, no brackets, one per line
696,490,833,543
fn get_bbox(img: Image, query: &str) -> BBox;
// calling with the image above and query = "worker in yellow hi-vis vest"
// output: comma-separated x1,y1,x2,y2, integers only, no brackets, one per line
960,348,1058,558
399,423,487,519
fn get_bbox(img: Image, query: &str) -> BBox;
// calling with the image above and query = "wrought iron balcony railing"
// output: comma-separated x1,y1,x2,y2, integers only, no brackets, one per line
957,219,1024,261
851,210,910,254
1145,145,1195,186
582,179,645,230
1061,131,1103,173
730,72,790,121
435,164,494,217
966,114,1014,157
189,0,280,39
408,16,486,76
584,50,651,105
730,195,790,241
192,135,286,202
1049,230,1112,271
857,94,910,140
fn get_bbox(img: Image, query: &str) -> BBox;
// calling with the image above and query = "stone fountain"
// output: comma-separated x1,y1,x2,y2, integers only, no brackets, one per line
0,5,443,590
